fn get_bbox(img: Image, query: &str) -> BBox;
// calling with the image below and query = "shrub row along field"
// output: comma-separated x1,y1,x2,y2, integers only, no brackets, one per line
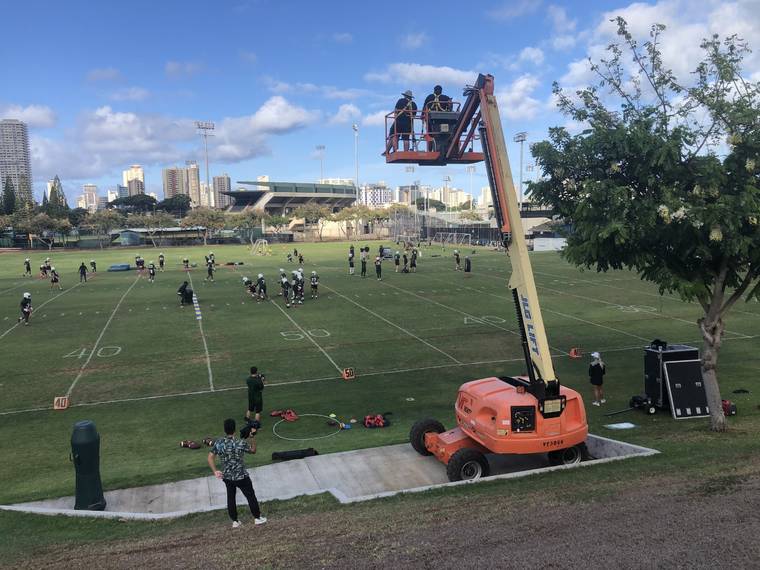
0,242,758,505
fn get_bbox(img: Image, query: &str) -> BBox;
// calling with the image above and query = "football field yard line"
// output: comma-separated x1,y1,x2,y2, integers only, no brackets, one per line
381,279,571,356
65,275,141,398
186,271,214,391
269,299,344,374
0,281,27,296
321,283,462,364
431,274,652,343
476,271,749,339
2,334,757,417
532,268,760,319
0,280,86,341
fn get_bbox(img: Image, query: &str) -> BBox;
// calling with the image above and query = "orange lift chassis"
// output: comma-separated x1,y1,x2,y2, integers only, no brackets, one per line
386,74,589,481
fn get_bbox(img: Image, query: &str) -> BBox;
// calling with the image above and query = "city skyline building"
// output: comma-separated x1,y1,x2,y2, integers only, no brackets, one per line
213,174,231,208
360,182,392,208
127,178,145,196
122,164,144,188
186,161,201,205
0,119,33,203
162,166,187,199
82,183,98,213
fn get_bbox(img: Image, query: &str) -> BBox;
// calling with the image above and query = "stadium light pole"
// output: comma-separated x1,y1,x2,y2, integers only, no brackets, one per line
315,144,325,182
405,166,416,233
466,165,476,210
195,121,215,206
513,131,527,212
352,124,360,205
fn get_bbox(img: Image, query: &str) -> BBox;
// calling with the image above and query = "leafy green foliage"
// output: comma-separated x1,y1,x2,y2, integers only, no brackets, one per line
108,194,157,213
156,194,192,216
531,19,760,430
2,176,16,215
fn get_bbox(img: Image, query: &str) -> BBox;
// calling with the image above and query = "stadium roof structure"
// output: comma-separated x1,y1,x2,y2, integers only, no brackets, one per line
224,181,357,214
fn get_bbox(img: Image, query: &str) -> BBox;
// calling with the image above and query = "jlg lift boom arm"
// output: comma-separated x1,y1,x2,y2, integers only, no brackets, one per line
474,75,558,396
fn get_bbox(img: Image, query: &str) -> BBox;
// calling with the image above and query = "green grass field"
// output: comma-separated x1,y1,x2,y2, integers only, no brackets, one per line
0,240,758,510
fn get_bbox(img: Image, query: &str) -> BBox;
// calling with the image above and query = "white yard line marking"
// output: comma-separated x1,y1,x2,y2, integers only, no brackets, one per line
0,281,27,296
5,335,758,417
0,281,86,341
65,276,141,397
186,271,214,391
532,269,760,319
436,274,651,343
269,299,344,373
479,271,749,339
382,279,570,356
322,284,461,364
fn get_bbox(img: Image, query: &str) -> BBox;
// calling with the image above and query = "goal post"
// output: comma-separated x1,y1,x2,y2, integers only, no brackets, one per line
251,239,272,256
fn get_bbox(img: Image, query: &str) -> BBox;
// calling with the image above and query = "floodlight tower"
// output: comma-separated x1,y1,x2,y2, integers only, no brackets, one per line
466,165,476,210
352,124,360,205
195,121,215,204
513,131,527,211
315,145,326,182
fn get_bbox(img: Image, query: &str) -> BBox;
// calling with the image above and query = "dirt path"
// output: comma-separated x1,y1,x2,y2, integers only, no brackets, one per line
16,475,760,569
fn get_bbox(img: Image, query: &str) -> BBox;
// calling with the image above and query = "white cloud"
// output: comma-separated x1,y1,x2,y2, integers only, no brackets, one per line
109,87,150,101
0,104,57,128
518,46,545,65
29,97,320,181
240,50,257,64
487,0,542,21
329,103,362,125
552,35,577,50
496,74,542,120
165,60,203,78
213,96,320,162
365,63,477,86
401,32,428,49
587,0,760,82
86,67,122,82
547,4,576,32
332,32,353,44
362,111,387,127
263,78,372,100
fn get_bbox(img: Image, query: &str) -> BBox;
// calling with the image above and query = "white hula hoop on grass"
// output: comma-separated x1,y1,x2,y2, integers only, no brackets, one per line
272,413,343,441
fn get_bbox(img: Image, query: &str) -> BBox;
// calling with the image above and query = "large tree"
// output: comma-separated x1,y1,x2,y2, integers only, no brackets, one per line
228,209,269,248
156,194,191,216
294,204,332,241
530,20,760,431
44,176,69,219
267,214,292,235
129,212,176,247
18,213,70,250
86,210,124,248
108,194,157,213
181,207,226,246
2,176,16,215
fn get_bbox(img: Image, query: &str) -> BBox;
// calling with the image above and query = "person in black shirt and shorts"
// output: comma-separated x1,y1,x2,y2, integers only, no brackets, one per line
589,351,606,406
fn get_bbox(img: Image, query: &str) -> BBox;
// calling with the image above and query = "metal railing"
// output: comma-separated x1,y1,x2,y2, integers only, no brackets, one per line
385,101,479,153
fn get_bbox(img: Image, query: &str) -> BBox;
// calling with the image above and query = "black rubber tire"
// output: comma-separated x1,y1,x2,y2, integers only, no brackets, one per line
548,444,584,466
446,448,490,482
409,418,445,456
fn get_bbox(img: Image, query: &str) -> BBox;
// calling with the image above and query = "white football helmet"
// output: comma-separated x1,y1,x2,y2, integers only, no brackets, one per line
23,292,31,299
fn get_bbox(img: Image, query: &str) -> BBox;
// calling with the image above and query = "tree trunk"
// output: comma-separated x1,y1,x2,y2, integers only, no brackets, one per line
699,317,727,432
203,230,208,246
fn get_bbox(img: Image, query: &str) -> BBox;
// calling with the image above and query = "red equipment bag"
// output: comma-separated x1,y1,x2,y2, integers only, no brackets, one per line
363,414,390,428
722,399,737,416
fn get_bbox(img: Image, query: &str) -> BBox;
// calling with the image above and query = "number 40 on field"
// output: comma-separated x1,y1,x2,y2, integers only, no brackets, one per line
63,346,122,359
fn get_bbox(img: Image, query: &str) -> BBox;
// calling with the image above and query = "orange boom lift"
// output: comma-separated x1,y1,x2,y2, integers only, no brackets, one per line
386,74,588,481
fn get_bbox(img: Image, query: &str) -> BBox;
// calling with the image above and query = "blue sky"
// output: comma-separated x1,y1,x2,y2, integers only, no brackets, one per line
2,0,758,201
